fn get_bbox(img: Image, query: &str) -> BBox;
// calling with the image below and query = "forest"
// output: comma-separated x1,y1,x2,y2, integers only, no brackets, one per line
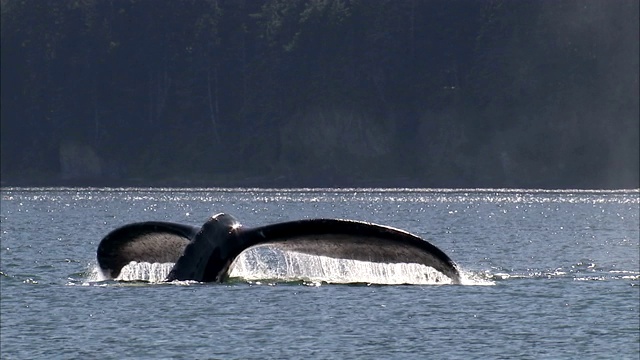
1,0,638,188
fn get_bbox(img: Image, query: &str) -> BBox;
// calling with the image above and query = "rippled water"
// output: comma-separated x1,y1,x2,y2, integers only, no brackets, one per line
1,188,638,359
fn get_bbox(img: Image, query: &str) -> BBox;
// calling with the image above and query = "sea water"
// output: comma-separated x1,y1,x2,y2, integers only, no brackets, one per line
1,188,638,359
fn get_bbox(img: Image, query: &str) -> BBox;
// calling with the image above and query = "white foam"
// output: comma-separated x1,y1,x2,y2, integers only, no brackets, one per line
458,269,496,286
86,263,108,282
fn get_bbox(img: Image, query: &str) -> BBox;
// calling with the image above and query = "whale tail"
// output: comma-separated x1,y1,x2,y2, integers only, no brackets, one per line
240,219,461,283
96,214,461,284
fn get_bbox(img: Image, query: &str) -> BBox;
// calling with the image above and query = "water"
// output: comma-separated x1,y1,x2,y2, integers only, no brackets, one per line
1,188,638,359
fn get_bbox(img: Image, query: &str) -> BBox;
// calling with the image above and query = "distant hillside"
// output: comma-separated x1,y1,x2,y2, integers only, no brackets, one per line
1,0,638,189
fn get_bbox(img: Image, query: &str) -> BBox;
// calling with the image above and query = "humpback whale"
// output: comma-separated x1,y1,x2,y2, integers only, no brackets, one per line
97,213,461,284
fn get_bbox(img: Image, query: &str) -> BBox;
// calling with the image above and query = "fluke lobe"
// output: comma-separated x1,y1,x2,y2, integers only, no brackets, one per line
96,213,462,284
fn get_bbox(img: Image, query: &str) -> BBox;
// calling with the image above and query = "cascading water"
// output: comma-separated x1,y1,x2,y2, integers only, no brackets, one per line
116,262,176,283
86,249,492,285
228,248,455,285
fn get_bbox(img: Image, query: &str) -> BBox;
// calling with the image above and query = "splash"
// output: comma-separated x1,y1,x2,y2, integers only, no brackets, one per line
86,265,108,282
458,269,496,286
229,248,481,285
115,261,175,283
83,252,494,285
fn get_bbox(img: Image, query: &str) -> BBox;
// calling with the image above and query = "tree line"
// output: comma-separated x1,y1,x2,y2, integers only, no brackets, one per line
1,0,638,188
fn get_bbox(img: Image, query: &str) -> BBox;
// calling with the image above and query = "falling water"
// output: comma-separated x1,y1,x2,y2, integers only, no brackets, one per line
228,248,455,285
90,249,485,285
115,262,175,283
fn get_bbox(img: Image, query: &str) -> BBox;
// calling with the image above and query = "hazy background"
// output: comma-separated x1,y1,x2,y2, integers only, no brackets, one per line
1,0,638,189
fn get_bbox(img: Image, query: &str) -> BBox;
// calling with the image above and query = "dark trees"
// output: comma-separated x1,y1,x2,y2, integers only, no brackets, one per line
1,0,637,188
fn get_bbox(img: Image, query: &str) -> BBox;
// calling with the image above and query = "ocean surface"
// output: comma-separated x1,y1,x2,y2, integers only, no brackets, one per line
1,188,638,359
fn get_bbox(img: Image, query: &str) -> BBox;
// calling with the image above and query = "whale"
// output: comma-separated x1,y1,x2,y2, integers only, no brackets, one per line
96,213,462,284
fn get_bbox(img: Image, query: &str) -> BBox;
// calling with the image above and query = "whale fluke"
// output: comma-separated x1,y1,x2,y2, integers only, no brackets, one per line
96,221,199,278
96,214,461,284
